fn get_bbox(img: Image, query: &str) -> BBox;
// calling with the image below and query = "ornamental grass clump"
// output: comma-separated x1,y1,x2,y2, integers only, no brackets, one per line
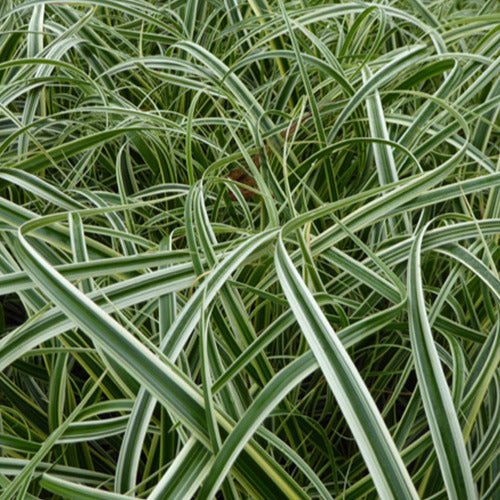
0,0,498,498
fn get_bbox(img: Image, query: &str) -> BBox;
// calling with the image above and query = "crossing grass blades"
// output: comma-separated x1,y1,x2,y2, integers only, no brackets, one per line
0,0,498,498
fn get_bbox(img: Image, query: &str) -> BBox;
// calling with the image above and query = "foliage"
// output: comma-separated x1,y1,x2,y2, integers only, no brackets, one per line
0,0,498,498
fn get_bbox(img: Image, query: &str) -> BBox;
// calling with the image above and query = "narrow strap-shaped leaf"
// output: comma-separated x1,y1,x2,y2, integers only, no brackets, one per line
40,474,131,500
436,243,500,300
147,438,213,500
274,234,418,499
408,223,477,499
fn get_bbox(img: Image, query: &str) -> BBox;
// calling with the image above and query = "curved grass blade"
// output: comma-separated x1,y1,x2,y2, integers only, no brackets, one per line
408,223,477,499
274,235,418,500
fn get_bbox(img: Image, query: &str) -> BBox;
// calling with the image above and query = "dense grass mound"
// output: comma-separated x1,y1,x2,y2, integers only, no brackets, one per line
0,1,498,498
